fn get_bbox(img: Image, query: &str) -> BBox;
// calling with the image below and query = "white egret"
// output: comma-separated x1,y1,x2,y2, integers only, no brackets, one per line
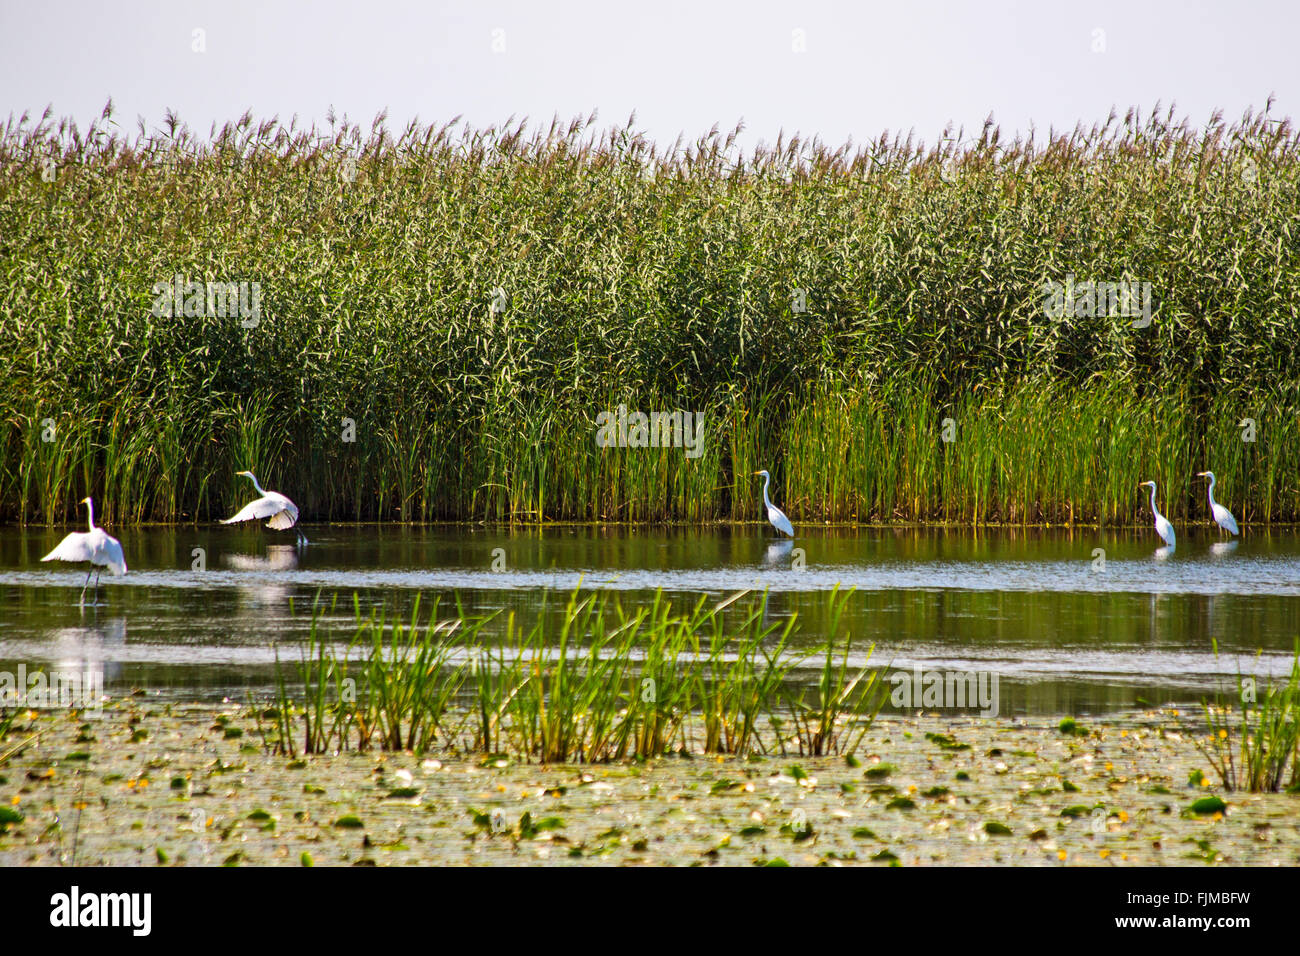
221,471,306,545
1195,471,1239,536
753,470,794,537
1138,480,1176,548
40,497,127,604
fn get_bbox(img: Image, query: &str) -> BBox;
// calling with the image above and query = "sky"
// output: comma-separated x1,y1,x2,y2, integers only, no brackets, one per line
0,1,1295,149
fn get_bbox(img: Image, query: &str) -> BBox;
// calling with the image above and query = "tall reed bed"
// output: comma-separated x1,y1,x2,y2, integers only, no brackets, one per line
784,378,1299,524
271,587,886,762
2,103,1298,524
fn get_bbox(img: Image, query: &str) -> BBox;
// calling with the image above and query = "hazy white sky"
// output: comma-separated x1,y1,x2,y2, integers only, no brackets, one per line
1,1,1294,147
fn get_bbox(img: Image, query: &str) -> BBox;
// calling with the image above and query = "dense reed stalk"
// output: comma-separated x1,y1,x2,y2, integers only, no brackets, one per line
271,588,885,762
3,102,1298,524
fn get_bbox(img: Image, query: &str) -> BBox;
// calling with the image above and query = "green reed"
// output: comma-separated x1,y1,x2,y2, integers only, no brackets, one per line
784,376,1299,525
787,585,887,756
3,104,1299,524
270,587,883,762
1193,644,1300,793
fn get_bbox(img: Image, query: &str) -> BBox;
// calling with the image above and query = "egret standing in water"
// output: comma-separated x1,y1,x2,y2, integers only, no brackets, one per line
41,497,127,604
1138,480,1176,548
221,471,307,545
753,470,794,537
1196,471,1239,536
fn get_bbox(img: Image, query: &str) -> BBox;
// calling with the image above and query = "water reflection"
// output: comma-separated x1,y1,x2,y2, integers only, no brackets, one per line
761,538,794,569
47,613,126,682
0,525,1297,714
217,545,300,607
222,545,300,572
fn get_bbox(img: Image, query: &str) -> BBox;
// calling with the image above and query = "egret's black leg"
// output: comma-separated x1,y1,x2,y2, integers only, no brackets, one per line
80,567,92,605
94,568,101,604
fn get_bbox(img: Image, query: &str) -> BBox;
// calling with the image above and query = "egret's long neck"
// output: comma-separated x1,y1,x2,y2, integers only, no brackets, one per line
1206,475,1218,509
247,474,267,496
85,500,96,531
761,473,774,510
1148,484,1160,519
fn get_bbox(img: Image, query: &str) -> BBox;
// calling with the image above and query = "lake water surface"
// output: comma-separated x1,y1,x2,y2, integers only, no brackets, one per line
1,525,1297,715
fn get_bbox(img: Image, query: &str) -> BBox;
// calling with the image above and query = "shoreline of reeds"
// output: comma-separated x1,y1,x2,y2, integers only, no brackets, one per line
3,103,1298,526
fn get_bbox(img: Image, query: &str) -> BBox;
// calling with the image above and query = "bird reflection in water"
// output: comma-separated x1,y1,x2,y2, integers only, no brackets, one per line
221,545,300,572
47,613,126,687
221,545,299,605
762,538,795,569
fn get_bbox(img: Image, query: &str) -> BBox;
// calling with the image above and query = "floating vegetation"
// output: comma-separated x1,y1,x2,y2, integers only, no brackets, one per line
5,703,1297,866
271,587,884,763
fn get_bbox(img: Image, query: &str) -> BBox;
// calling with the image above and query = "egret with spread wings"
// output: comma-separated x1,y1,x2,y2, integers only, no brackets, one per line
221,471,307,545
41,496,127,604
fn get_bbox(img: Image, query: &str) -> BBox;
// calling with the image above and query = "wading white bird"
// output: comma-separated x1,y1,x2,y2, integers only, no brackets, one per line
753,469,794,537
1196,471,1239,536
41,497,127,604
1139,480,1176,549
221,471,306,544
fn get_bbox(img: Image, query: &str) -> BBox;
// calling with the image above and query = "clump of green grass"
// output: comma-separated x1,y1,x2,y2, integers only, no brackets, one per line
271,587,885,762
1191,644,1300,792
786,585,887,755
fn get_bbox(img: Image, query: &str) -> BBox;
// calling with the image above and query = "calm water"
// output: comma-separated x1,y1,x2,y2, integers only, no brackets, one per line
1,525,1298,715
